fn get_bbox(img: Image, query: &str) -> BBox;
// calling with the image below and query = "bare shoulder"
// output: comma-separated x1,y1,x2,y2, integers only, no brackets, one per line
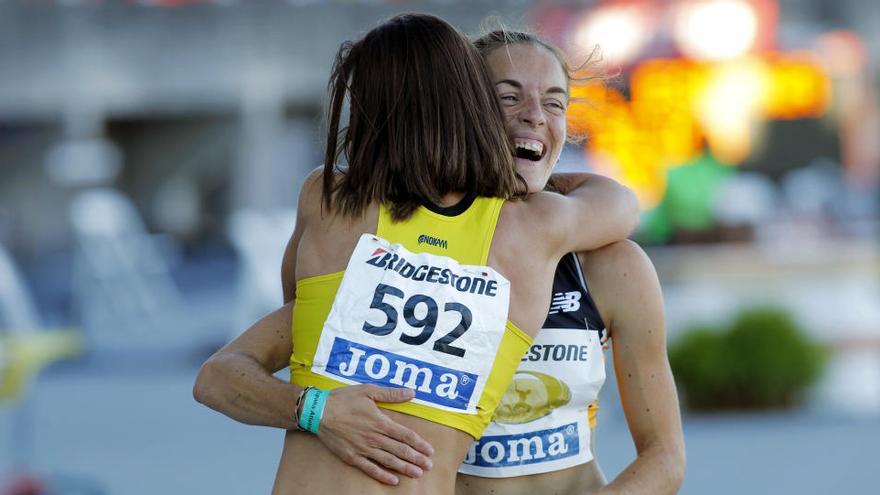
297,166,327,223
575,240,662,330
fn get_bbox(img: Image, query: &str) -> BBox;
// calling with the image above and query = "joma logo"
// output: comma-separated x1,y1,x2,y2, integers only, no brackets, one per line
463,423,579,467
326,337,477,410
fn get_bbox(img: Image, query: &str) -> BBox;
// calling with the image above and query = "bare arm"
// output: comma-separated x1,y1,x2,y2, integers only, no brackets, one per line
193,304,301,428
555,172,639,247
579,241,685,495
194,304,434,485
194,169,316,427
530,174,640,259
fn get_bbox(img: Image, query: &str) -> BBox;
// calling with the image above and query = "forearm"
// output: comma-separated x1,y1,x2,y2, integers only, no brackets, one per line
194,351,300,429
550,173,640,249
578,242,685,495
594,441,685,495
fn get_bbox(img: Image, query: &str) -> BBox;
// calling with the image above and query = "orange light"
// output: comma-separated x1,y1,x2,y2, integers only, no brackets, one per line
565,52,831,208
762,52,831,119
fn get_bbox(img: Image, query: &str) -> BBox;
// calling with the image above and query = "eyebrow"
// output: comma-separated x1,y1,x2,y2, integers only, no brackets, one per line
495,79,568,98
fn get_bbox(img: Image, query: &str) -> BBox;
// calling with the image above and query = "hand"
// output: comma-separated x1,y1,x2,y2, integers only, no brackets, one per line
317,384,434,485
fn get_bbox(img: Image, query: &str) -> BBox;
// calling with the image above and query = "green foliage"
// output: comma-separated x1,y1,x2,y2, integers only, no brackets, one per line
669,307,827,411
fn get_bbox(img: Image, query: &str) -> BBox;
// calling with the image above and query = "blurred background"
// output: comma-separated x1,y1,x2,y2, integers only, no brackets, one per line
0,0,877,493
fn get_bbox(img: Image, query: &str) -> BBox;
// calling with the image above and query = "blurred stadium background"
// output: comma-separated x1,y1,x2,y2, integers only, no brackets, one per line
0,0,877,493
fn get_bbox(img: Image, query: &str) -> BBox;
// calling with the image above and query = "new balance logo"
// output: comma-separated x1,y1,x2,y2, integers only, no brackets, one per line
418,234,448,249
548,291,581,314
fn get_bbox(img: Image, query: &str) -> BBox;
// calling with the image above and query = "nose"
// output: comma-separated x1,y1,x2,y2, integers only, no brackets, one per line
517,96,546,128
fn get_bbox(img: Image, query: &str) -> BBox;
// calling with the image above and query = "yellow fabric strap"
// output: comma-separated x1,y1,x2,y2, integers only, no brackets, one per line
588,401,599,429
290,196,529,439
377,197,504,265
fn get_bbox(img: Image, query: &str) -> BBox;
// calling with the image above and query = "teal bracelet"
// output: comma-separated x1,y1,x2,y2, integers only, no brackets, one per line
297,388,319,432
299,388,330,434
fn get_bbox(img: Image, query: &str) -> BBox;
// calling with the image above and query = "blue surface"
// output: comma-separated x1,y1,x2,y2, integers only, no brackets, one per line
1,357,877,494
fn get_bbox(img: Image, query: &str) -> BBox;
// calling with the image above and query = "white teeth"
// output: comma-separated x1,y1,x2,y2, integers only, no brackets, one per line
514,139,544,155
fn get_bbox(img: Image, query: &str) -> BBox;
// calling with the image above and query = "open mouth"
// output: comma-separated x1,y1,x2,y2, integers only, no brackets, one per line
514,139,545,162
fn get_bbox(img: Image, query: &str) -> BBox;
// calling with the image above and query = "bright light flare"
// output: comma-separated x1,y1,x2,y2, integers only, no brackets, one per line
675,0,758,61
696,59,768,163
574,4,652,66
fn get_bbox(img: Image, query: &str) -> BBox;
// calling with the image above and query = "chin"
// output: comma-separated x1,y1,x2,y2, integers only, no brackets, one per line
517,171,545,193
515,165,549,192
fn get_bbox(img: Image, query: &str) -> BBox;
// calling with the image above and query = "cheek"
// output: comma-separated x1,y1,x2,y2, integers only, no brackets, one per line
549,120,566,160
552,118,566,147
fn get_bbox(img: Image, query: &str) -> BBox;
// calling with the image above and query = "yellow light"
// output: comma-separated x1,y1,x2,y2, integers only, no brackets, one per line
564,51,832,209
762,53,831,119
630,59,709,164
696,58,769,163
674,0,758,61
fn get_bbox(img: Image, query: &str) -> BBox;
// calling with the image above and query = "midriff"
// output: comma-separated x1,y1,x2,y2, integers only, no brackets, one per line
273,410,473,495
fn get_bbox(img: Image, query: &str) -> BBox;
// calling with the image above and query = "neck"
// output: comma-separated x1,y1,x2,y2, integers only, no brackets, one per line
438,192,466,207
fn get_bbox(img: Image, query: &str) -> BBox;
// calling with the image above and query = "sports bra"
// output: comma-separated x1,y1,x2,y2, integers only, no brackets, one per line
459,252,608,477
290,196,532,439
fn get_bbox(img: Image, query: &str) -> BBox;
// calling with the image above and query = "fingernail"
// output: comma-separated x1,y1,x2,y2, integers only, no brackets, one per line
411,467,423,477
425,459,433,469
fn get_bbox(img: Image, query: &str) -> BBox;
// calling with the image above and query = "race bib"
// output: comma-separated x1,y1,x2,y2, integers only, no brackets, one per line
311,234,511,414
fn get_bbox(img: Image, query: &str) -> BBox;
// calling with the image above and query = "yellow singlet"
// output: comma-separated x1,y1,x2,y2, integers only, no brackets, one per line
290,197,532,439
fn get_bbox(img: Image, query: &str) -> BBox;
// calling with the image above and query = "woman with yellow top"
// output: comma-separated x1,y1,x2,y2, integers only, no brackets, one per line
194,13,639,494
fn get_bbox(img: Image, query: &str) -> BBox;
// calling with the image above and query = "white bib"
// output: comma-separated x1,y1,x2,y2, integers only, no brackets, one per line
459,252,607,477
311,234,511,414
459,328,605,476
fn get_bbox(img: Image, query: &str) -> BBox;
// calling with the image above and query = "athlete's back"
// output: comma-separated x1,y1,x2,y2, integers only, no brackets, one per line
275,173,627,494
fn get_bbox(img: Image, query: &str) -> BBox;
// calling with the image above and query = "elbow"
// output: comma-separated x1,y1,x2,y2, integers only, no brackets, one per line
193,358,220,408
670,450,686,492
622,186,641,236
665,442,687,492
639,437,686,493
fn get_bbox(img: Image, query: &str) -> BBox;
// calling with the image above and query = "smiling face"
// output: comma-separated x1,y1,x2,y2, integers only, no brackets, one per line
485,43,569,193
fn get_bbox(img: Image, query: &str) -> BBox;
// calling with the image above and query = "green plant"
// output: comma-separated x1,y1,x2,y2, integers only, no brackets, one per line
669,307,827,411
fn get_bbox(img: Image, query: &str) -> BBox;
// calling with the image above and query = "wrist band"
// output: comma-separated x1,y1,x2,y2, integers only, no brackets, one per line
298,388,330,434
293,386,314,432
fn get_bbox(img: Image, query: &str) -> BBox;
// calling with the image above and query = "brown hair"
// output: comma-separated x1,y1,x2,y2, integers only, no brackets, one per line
473,29,605,90
323,13,525,221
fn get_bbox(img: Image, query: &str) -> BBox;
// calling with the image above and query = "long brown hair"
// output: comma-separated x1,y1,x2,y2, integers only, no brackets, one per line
323,13,524,221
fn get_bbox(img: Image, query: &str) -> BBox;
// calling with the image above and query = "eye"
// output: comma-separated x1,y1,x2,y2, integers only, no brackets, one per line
545,100,567,111
498,94,519,105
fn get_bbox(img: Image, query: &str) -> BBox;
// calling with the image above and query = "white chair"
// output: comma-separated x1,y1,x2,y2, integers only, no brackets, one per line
226,207,296,334
68,187,194,352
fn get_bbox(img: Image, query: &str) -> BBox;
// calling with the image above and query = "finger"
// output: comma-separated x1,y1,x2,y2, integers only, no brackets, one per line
382,418,435,457
351,456,399,486
377,436,433,471
366,385,415,404
369,448,424,479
